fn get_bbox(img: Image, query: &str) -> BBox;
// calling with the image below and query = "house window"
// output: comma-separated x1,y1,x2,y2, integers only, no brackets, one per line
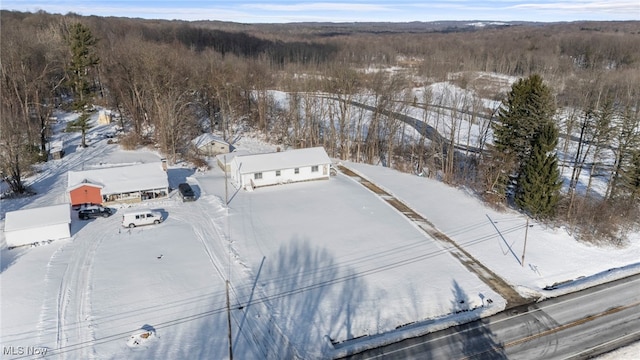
311,165,319,172
254,172,263,179
276,170,281,176
294,168,299,174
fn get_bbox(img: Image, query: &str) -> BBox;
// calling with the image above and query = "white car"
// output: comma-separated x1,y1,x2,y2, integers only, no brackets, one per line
121,210,163,228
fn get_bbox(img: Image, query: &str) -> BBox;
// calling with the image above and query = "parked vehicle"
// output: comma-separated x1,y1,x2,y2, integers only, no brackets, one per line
121,210,163,228
79,205,114,220
178,183,196,202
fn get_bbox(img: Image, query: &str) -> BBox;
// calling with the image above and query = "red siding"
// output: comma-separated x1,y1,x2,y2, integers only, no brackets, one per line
69,185,103,206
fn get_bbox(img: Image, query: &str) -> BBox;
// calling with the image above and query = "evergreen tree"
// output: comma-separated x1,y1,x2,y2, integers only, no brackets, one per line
607,103,640,202
515,123,562,218
493,74,556,165
619,149,640,203
491,74,557,206
67,23,99,110
66,112,93,148
65,23,99,147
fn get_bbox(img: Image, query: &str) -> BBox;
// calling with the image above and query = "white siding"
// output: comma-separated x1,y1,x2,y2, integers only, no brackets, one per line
229,147,331,189
5,223,71,248
4,203,71,247
241,164,329,188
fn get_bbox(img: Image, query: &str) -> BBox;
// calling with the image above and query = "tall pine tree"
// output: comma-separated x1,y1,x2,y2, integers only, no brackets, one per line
515,122,562,218
65,23,99,147
620,149,640,203
491,74,560,216
493,74,556,166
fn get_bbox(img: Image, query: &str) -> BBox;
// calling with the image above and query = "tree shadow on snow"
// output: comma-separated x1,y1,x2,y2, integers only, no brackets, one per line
0,247,27,273
136,295,230,360
447,281,507,359
234,236,368,359
133,237,367,359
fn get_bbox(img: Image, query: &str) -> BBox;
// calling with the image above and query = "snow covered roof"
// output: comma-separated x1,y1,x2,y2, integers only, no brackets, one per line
47,140,64,152
234,147,331,174
191,133,228,149
215,150,250,165
67,163,168,195
68,181,104,192
4,203,71,232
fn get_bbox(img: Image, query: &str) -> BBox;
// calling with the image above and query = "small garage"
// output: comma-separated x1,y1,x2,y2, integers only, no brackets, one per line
4,203,71,248
48,140,65,160
192,133,231,156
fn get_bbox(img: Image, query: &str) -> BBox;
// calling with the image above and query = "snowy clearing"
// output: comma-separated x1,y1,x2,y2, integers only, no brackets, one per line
1,107,639,358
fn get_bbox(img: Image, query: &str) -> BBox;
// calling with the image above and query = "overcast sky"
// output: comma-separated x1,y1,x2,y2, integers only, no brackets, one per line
2,0,639,23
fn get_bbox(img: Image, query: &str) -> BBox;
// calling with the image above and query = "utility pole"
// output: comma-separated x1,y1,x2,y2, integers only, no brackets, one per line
225,160,232,360
224,155,228,206
521,218,529,267
226,279,233,360
224,156,232,359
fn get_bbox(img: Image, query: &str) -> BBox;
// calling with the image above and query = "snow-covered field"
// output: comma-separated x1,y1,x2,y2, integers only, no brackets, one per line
1,102,639,359
343,161,640,298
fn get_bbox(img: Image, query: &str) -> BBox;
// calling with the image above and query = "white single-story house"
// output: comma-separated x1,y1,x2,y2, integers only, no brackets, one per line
67,162,169,205
192,133,231,156
229,147,332,189
4,203,71,248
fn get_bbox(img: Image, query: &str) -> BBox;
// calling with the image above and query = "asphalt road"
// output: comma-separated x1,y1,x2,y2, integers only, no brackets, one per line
339,273,640,359
325,95,617,157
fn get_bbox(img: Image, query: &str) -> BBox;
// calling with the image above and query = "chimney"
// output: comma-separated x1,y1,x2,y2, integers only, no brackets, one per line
161,158,167,171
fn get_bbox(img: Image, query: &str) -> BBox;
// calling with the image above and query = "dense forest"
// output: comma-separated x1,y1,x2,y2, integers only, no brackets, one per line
1,11,639,243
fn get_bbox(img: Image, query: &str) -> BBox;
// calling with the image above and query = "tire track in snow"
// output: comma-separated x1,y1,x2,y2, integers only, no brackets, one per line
170,193,299,359
199,195,299,359
188,200,272,356
30,243,71,350
51,219,111,359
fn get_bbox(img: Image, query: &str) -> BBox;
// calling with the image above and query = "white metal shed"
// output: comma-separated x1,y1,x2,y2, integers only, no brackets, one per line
229,147,331,189
3,203,71,248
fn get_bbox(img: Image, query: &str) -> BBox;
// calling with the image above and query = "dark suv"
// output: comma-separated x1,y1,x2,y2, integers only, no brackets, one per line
178,183,196,202
79,206,114,220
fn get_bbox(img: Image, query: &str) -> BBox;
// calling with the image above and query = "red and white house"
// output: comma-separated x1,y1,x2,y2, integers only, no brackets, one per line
67,162,169,206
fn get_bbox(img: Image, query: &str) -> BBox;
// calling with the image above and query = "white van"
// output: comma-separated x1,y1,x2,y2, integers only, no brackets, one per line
121,210,163,228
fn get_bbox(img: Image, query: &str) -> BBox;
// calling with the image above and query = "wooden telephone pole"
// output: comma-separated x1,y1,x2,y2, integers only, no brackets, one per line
521,218,529,267
226,280,233,360
224,157,232,359
224,155,228,206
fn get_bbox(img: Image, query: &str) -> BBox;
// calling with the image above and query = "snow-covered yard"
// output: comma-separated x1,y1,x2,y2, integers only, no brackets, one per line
1,105,639,359
343,161,640,298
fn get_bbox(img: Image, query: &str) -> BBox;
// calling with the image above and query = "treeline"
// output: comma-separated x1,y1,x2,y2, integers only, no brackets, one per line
1,11,638,243
126,22,338,65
